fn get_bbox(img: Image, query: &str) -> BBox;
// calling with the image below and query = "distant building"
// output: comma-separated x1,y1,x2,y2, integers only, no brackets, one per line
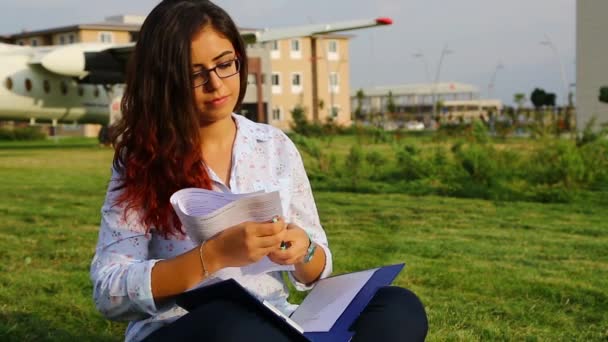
7,16,142,46
576,0,608,130
4,16,352,131
263,34,352,130
351,82,502,126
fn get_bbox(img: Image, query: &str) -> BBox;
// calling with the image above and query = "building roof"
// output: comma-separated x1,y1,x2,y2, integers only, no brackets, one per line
10,23,141,39
352,82,480,97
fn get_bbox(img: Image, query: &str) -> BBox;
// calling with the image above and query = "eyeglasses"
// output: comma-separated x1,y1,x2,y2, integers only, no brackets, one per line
192,58,241,88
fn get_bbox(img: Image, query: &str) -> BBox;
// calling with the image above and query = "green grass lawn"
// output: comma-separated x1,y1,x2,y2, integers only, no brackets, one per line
0,138,606,341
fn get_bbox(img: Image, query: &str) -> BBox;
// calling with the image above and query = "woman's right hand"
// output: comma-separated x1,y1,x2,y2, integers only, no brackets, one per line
206,217,287,269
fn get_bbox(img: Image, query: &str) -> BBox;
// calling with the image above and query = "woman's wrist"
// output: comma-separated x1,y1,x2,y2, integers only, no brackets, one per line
200,239,223,277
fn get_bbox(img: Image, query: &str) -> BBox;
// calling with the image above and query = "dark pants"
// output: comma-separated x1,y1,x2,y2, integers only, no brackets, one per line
144,286,428,342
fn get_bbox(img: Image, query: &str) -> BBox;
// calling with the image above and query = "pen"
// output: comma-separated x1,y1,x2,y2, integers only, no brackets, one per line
272,216,288,250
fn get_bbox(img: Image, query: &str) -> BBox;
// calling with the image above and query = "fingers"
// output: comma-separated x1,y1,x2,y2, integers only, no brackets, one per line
243,217,287,249
269,249,305,265
253,216,286,237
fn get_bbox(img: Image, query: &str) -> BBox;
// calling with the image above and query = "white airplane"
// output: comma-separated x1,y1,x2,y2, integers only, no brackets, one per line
0,17,392,139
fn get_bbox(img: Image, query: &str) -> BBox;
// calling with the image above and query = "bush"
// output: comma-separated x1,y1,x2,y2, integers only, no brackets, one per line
530,141,585,188
454,144,498,186
0,128,16,141
394,144,431,181
470,120,489,144
579,140,608,190
0,127,47,141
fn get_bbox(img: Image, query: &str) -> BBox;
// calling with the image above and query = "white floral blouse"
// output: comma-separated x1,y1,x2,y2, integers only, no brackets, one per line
90,113,333,342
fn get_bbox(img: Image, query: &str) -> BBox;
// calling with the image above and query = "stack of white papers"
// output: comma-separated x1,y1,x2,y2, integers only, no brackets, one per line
170,188,295,278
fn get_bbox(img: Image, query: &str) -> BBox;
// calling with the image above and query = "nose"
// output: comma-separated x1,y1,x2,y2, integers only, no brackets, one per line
204,69,224,92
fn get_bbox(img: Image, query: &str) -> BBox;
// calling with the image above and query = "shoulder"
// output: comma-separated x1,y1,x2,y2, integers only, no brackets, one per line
233,113,297,152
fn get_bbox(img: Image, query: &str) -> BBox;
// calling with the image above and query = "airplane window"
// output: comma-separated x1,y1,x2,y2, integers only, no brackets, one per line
60,81,68,95
4,77,12,90
78,87,84,96
25,79,32,92
43,80,51,93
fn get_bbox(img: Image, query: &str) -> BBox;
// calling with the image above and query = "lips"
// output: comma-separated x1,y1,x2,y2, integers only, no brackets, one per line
205,95,229,107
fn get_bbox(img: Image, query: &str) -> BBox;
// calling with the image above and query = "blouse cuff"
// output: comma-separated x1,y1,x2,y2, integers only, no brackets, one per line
126,259,165,315
287,240,332,291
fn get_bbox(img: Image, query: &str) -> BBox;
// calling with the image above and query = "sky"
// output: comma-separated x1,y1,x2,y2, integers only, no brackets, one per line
0,0,576,106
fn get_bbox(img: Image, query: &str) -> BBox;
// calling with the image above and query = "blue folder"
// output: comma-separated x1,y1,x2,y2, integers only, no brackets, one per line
176,263,405,342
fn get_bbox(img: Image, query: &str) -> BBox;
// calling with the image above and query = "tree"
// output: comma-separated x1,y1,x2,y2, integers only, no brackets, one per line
530,88,546,110
354,89,365,121
530,88,547,131
544,93,556,107
513,93,526,110
599,86,608,103
386,91,396,114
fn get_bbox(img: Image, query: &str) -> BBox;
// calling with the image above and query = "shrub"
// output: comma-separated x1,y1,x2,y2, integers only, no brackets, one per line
366,151,388,178
344,144,366,188
470,120,489,144
579,140,608,190
0,128,16,141
529,141,585,188
454,144,498,186
395,144,430,181
0,127,47,141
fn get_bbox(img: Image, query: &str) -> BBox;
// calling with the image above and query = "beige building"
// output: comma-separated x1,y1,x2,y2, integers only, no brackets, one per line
9,15,141,46
576,0,608,130
265,35,352,130
352,83,503,128
5,16,352,132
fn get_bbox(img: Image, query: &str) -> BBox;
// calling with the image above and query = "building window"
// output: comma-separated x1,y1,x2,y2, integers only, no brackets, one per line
60,81,68,95
99,32,114,43
4,77,13,90
291,73,303,94
330,106,340,118
78,86,84,96
329,72,340,94
31,39,38,47
25,79,32,92
17,40,24,46
328,40,339,61
270,40,280,59
69,34,75,43
272,107,282,121
43,80,51,93
271,72,281,94
94,86,100,98
59,36,65,45
290,39,302,59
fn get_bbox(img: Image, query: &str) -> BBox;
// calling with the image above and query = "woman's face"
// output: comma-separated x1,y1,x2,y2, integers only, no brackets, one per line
191,26,240,124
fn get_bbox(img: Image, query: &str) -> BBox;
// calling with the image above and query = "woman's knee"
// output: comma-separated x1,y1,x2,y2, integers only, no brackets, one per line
374,286,426,314
361,286,429,340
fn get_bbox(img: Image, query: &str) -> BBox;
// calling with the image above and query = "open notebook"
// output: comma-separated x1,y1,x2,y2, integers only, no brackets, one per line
176,264,405,342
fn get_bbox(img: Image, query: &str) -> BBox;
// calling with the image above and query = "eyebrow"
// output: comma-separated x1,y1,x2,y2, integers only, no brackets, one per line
192,50,235,68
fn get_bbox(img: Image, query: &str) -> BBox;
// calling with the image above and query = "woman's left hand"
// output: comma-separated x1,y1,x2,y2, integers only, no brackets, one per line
267,223,309,265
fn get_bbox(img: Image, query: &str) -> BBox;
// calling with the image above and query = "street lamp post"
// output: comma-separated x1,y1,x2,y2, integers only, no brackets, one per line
413,52,431,121
432,45,453,120
488,62,504,99
540,34,569,108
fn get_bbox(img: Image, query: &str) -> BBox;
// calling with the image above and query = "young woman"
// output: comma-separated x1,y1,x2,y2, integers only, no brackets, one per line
90,1,428,341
